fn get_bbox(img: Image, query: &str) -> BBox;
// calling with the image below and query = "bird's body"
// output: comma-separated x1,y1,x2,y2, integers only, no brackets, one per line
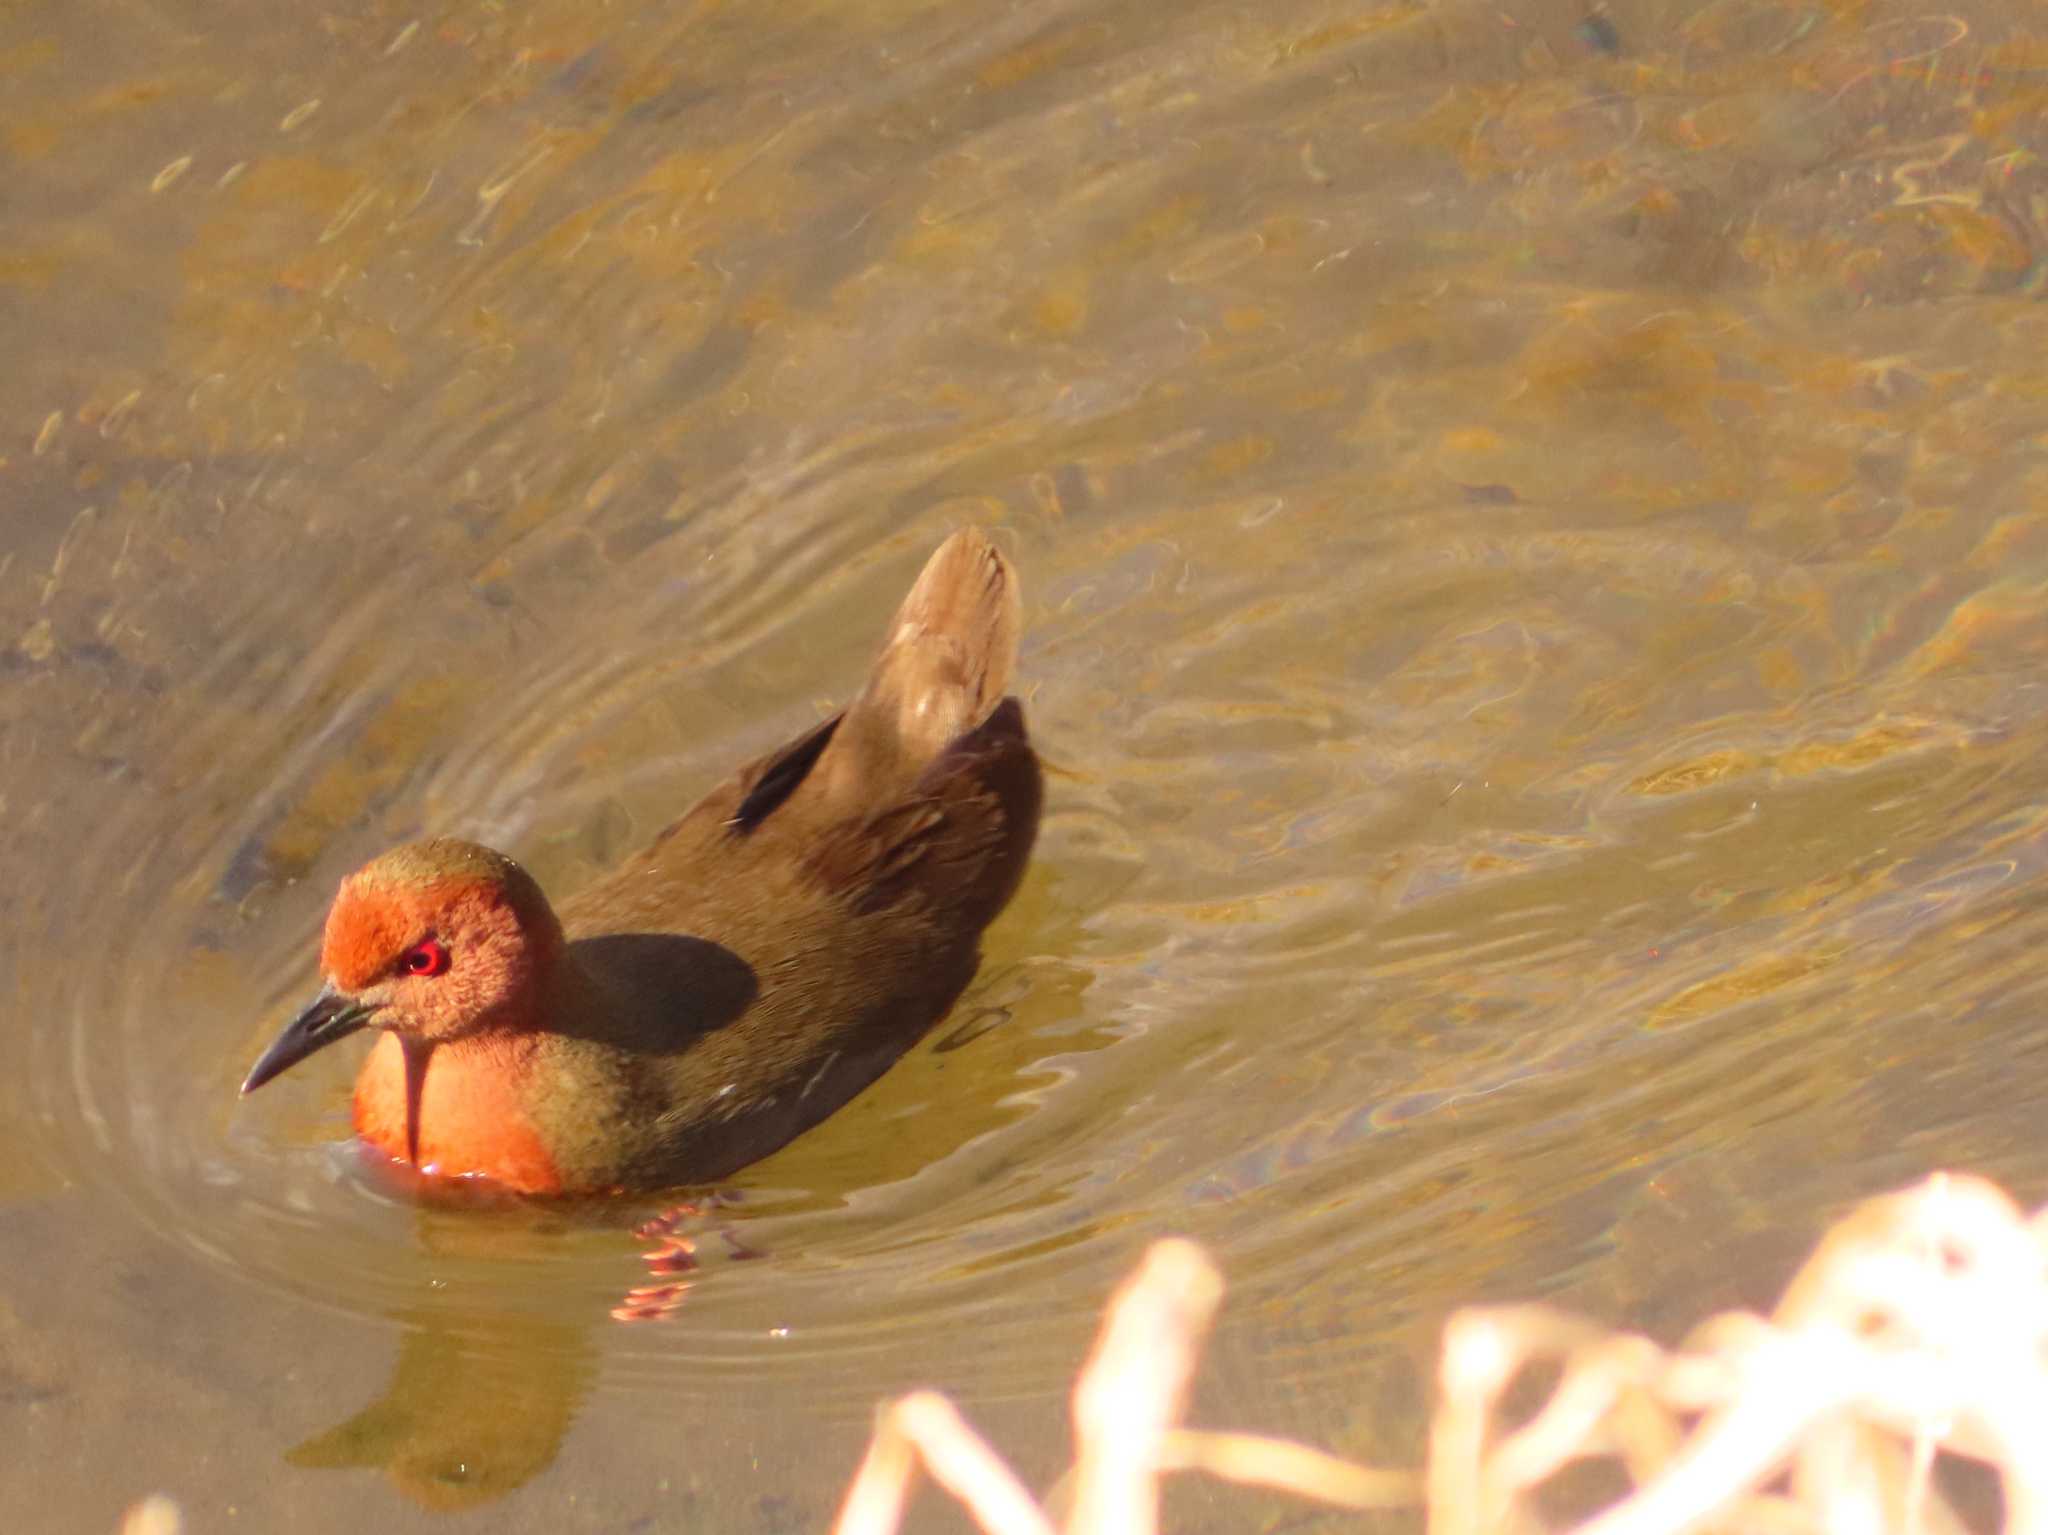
245,531,1040,1195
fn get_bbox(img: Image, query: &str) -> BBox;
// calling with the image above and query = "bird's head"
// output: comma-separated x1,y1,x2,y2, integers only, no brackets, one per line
242,837,564,1095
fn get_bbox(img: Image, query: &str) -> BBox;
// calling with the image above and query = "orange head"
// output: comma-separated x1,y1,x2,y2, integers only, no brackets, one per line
241,838,565,1097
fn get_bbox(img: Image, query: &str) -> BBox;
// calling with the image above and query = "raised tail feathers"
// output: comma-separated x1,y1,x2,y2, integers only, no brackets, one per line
813,530,1022,805
868,528,1019,757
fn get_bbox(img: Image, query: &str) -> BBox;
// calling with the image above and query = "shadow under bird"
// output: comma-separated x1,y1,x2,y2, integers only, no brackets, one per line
241,530,1041,1194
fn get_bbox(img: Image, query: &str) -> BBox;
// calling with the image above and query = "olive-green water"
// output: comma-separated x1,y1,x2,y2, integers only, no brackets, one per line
6,0,2048,1529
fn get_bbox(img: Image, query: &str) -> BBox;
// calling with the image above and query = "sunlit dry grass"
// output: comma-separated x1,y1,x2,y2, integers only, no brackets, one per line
836,1173,2048,1535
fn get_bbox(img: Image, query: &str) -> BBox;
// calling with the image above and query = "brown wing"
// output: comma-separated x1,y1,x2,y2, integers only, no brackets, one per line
805,696,1039,923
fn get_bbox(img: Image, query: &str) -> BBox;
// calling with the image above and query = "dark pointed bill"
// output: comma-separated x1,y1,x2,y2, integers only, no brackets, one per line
242,985,377,1094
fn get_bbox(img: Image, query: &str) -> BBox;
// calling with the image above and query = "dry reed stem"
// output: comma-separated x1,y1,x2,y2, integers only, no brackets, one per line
1156,1429,1421,1509
837,1390,1053,1535
1067,1238,1222,1535
117,1499,181,1535
835,1172,2048,1535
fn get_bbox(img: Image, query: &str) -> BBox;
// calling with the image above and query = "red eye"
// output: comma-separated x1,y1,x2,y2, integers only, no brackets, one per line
401,940,449,977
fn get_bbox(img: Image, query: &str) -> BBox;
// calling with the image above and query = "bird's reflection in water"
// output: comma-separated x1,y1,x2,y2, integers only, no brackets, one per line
288,1306,594,1510
282,1192,659,1509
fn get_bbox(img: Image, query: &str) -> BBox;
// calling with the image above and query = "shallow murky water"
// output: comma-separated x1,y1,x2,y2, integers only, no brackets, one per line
6,0,2048,1529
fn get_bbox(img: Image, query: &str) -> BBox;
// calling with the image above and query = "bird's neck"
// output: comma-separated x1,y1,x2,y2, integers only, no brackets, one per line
352,1026,564,1193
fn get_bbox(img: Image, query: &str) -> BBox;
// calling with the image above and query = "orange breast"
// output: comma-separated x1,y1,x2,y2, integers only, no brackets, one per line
352,1033,564,1195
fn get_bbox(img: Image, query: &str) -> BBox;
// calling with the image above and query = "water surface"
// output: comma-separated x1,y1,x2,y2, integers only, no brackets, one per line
6,0,2048,1529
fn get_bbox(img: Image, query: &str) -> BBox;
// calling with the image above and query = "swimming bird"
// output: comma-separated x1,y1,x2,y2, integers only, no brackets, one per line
241,530,1040,1194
